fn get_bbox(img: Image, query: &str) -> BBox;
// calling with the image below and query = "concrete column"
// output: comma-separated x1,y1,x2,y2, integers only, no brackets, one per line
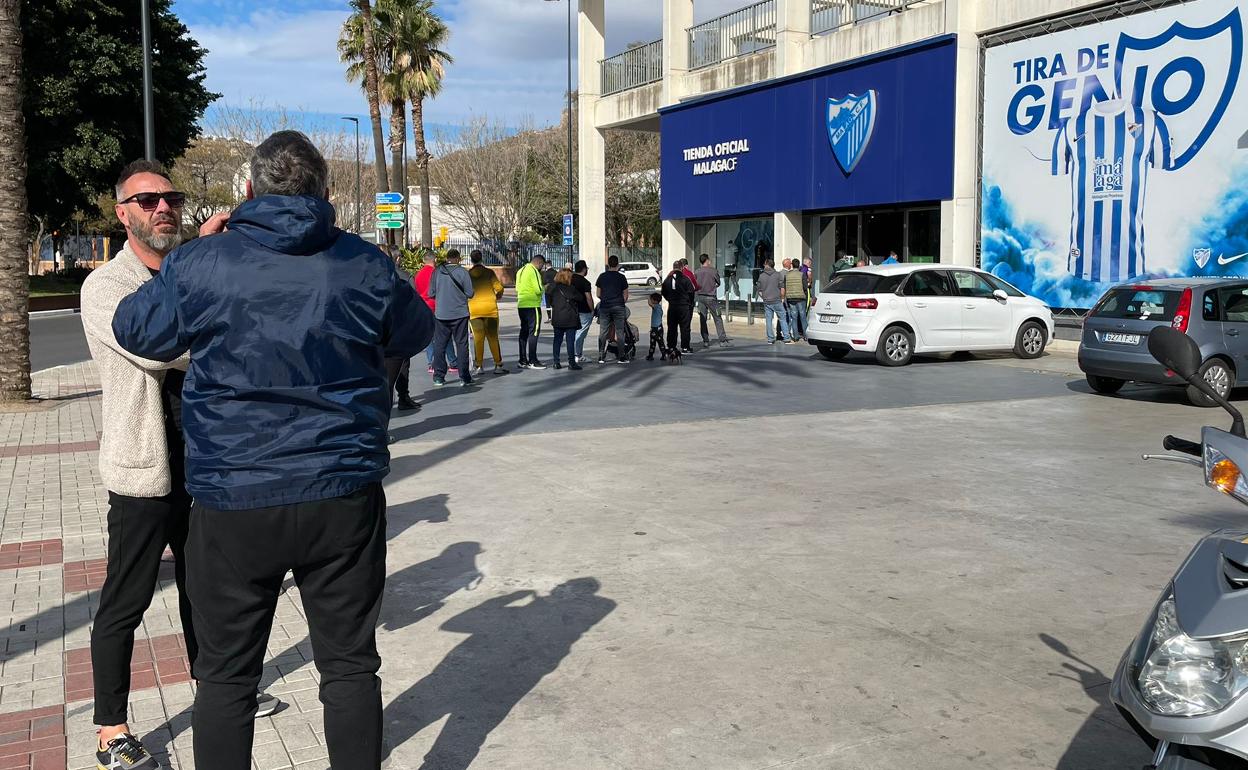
941,0,980,267
662,219,688,270
578,0,607,277
662,0,693,106
773,211,806,265
775,0,811,76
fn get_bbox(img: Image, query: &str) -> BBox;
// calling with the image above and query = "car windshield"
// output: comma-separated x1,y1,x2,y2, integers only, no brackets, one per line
824,272,904,294
1092,288,1180,322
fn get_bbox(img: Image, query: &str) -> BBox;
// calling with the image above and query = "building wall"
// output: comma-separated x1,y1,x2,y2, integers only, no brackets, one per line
586,0,1167,270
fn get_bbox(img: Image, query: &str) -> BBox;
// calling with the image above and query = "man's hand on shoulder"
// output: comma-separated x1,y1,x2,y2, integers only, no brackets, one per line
199,212,230,238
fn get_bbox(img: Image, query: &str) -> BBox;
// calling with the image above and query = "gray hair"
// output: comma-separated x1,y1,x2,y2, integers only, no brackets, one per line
250,131,328,198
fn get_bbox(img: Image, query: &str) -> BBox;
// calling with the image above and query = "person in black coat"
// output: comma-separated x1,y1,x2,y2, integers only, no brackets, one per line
661,260,696,353
545,267,585,370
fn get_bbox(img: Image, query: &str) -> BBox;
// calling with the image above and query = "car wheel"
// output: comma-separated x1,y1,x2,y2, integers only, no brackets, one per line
875,326,914,366
1086,374,1125,395
1188,359,1234,408
1014,321,1046,359
647,277,658,287
817,345,849,361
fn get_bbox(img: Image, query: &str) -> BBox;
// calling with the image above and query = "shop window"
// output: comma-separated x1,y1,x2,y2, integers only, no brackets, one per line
906,209,940,263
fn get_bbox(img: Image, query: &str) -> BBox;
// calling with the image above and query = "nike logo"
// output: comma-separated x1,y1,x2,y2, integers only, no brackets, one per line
1219,252,1248,266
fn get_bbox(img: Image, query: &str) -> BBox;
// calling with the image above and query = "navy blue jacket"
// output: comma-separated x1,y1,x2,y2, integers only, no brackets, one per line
113,195,433,511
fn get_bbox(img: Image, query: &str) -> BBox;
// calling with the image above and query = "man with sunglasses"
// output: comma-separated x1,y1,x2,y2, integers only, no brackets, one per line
81,161,280,770
111,131,433,770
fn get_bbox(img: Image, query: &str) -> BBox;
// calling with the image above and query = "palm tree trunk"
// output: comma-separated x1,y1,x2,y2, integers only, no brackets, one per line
0,0,30,401
356,0,390,194
387,98,406,240
411,97,433,250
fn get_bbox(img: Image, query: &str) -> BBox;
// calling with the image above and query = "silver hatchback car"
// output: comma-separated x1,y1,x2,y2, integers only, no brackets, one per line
1078,278,1248,406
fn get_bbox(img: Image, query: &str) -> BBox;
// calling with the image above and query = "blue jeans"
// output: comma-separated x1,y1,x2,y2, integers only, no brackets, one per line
787,300,807,339
552,327,577,365
425,339,457,369
764,302,791,342
575,312,593,359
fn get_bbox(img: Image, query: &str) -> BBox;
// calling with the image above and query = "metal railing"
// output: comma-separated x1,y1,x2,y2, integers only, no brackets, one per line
601,39,663,96
812,0,928,36
688,0,776,71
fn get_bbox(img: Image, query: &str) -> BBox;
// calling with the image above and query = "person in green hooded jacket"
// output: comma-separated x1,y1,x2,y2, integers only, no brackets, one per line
515,253,547,369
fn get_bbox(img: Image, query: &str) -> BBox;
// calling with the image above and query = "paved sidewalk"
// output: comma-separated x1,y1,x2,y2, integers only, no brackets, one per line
0,362,329,770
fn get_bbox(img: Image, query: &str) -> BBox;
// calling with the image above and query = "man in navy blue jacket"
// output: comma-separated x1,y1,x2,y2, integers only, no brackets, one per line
113,131,433,770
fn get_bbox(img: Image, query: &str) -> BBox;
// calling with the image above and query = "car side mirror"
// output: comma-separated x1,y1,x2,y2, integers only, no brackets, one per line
1147,326,1201,379
992,289,1009,302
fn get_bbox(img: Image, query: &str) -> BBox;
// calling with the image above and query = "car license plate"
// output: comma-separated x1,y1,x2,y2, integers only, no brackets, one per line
1102,332,1141,345
819,314,842,324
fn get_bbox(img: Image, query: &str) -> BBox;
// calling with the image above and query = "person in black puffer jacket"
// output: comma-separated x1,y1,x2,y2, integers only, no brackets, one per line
661,260,696,353
545,266,585,370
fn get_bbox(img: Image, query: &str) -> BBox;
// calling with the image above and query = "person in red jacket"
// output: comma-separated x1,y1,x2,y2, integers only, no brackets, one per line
680,258,699,291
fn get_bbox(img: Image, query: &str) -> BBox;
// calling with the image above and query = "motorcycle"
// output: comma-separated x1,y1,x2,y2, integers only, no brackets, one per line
1110,326,1248,769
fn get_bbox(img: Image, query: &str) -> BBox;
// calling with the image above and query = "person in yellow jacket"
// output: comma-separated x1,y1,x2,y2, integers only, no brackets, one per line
467,250,508,375
515,253,547,369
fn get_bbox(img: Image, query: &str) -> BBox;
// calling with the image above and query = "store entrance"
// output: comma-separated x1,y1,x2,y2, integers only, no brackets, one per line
862,210,904,262
808,213,859,293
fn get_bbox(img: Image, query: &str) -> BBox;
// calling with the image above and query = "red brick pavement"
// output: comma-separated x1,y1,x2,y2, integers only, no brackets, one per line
64,633,192,704
0,441,99,458
0,705,66,770
0,541,62,570
61,558,107,594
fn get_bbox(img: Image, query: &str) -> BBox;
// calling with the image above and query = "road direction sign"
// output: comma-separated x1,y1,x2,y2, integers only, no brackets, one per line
375,212,404,221
375,204,403,213
562,214,574,247
376,220,404,229
375,192,404,205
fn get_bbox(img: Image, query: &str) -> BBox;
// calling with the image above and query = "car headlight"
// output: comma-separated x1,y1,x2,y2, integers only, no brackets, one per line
1205,445,1248,504
1138,597,1248,716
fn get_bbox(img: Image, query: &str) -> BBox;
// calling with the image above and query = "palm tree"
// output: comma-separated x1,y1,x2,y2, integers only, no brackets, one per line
390,1,451,251
0,0,31,401
341,0,390,195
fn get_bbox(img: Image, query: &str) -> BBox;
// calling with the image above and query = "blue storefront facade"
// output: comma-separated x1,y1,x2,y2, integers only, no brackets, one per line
659,35,959,297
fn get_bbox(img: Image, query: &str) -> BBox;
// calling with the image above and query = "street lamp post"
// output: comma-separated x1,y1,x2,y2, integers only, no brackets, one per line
140,0,155,160
341,117,361,235
544,0,574,244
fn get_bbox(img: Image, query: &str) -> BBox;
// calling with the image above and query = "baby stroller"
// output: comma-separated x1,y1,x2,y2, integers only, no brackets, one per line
606,322,639,362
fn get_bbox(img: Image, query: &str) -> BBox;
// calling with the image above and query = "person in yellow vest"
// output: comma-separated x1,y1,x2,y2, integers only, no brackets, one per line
515,254,547,369
467,250,507,375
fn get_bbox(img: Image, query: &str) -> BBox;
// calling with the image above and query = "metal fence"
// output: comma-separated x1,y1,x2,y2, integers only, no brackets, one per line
811,0,928,36
688,0,776,71
601,39,663,96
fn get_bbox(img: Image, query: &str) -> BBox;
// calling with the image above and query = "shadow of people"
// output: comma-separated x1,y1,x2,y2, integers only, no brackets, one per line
387,493,453,541
383,577,616,769
379,542,484,632
1039,633,1150,769
389,407,494,442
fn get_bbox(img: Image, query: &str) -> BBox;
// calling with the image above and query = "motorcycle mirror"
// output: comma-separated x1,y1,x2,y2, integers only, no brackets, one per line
1148,326,1201,379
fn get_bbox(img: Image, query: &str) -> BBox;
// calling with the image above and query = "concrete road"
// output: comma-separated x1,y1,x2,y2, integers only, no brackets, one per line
372,334,1239,769
30,311,89,372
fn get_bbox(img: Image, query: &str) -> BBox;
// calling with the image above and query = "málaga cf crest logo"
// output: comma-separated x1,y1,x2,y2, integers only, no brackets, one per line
826,90,878,175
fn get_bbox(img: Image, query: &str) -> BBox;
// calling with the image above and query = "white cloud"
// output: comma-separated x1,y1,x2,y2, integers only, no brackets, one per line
187,0,759,128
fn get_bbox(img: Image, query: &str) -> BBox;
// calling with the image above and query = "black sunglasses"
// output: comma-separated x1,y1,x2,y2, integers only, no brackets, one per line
118,191,186,211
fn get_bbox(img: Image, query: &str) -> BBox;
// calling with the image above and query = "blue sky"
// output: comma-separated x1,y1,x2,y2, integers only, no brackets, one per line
170,0,746,136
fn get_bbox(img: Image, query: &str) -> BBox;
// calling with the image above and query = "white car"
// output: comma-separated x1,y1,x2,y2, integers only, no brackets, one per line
619,261,662,287
805,264,1054,366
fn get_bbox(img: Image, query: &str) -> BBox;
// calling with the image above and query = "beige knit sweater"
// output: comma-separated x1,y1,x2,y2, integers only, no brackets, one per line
81,243,188,498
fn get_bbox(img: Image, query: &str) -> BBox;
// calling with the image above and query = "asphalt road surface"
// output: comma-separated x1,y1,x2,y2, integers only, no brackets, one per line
30,311,89,372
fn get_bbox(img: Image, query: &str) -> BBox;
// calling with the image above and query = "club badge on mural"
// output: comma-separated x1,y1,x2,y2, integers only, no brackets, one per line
826,90,877,175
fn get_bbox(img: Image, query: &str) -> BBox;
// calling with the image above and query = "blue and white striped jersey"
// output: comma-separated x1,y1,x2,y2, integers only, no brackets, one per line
1051,99,1173,283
